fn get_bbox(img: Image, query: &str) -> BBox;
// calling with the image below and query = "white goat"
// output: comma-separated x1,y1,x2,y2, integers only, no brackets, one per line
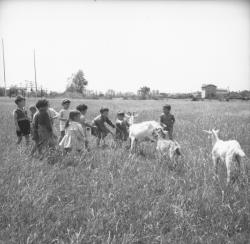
155,128,181,164
203,129,246,184
126,112,162,152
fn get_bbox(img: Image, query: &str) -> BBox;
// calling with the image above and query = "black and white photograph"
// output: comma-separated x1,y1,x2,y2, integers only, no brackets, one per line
0,0,249,243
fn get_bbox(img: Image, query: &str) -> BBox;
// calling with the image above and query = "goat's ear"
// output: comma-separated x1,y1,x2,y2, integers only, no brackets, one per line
202,130,212,134
215,129,220,134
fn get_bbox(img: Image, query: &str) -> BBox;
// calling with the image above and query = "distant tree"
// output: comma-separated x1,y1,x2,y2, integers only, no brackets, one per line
105,89,116,98
66,70,88,94
138,86,151,99
8,86,19,97
0,87,5,96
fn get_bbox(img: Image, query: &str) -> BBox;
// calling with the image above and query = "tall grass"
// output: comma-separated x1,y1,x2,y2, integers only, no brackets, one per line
0,98,249,243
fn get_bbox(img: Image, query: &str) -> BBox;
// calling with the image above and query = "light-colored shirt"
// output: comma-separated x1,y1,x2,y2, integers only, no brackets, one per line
59,108,70,131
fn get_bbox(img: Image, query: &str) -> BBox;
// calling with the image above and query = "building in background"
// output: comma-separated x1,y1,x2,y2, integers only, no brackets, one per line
201,84,229,99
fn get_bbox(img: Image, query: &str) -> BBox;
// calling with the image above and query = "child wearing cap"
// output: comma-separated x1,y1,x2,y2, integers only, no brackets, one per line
91,107,115,147
58,99,71,142
115,111,129,142
31,99,57,156
160,104,175,140
13,95,31,145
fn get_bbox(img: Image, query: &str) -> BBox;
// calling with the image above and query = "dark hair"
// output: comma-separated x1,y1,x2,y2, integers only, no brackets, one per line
76,104,88,112
100,107,109,113
29,105,37,111
62,99,71,105
65,110,80,128
163,104,171,110
15,95,25,105
36,99,49,109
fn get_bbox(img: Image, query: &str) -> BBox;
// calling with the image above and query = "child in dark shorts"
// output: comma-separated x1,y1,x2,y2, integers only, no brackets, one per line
13,95,30,145
91,107,115,147
160,104,175,140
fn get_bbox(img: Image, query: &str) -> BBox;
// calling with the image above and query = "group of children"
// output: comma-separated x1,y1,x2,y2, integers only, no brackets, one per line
13,95,176,155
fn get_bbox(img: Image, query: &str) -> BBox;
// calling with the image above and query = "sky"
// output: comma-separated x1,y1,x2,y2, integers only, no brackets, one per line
0,0,249,93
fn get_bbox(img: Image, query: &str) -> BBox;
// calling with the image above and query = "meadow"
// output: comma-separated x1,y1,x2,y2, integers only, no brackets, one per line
0,97,249,244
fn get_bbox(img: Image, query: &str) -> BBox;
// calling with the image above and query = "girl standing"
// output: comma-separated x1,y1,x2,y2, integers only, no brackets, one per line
59,110,86,153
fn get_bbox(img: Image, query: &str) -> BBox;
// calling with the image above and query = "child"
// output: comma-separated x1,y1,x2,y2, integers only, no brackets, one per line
13,95,30,145
32,99,57,156
29,105,37,122
160,104,175,140
76,104,91,149
91,107,115,147
58,99,71,142
115,111,129,141
59,110,85,153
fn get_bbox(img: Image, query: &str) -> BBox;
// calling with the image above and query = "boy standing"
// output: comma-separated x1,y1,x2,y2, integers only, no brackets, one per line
13,95,30,145
59,99,71,142
160,104,175,140
92,107,115,147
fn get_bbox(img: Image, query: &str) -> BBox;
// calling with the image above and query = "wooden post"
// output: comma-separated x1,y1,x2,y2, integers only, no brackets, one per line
34,49,38,97
1,38,7,96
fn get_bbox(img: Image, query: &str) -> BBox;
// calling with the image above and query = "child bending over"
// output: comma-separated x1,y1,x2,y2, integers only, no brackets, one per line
91,107,115,147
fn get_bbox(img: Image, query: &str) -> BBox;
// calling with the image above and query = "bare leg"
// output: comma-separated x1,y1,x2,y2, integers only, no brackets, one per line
16,136,22,145
24,135,30,146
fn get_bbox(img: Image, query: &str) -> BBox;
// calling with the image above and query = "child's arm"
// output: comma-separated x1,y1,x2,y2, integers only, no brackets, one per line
59,110,67,122
172,115,175,124
106,117,115,128
160,115,167,128
13,111,20,131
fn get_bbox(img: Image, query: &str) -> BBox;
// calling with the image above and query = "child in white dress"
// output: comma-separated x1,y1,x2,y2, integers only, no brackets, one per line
59,110,85,153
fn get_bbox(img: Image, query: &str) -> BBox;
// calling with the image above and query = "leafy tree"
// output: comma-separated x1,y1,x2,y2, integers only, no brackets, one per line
138,86,151,99
66,70,88,94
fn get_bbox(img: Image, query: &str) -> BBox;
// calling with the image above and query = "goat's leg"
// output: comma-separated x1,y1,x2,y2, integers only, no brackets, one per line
212,155,219,175
130,137,135,153
225,157,232,185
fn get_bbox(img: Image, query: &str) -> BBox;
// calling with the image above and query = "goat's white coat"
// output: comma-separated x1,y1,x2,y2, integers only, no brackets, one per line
204,129,246,184
155,130,181,163
127,112,162,152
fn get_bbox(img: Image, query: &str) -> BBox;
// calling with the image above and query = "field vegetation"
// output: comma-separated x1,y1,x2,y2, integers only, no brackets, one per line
0,98,249,243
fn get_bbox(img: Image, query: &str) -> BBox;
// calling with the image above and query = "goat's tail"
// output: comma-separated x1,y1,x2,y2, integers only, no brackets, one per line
235,148,246,158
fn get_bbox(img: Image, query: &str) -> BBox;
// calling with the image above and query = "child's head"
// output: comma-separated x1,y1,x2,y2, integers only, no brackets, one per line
76,104,88,115
36,99,49,112
117,111,125,120
62,99,71,109
15,95,26,107
100,107,109,117
69,110,81,122
163,104,171,114
29,105,37,114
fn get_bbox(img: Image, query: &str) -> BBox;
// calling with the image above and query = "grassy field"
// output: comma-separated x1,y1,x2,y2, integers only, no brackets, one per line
0,97,250,244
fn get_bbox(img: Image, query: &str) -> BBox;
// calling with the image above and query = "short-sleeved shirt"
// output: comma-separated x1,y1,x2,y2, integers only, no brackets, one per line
160,113,175,129
59,108,70,131
13,108,29,122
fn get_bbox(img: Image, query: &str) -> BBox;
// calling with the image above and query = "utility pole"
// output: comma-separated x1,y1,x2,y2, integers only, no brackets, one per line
1,38,7,96
33,49,38,97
